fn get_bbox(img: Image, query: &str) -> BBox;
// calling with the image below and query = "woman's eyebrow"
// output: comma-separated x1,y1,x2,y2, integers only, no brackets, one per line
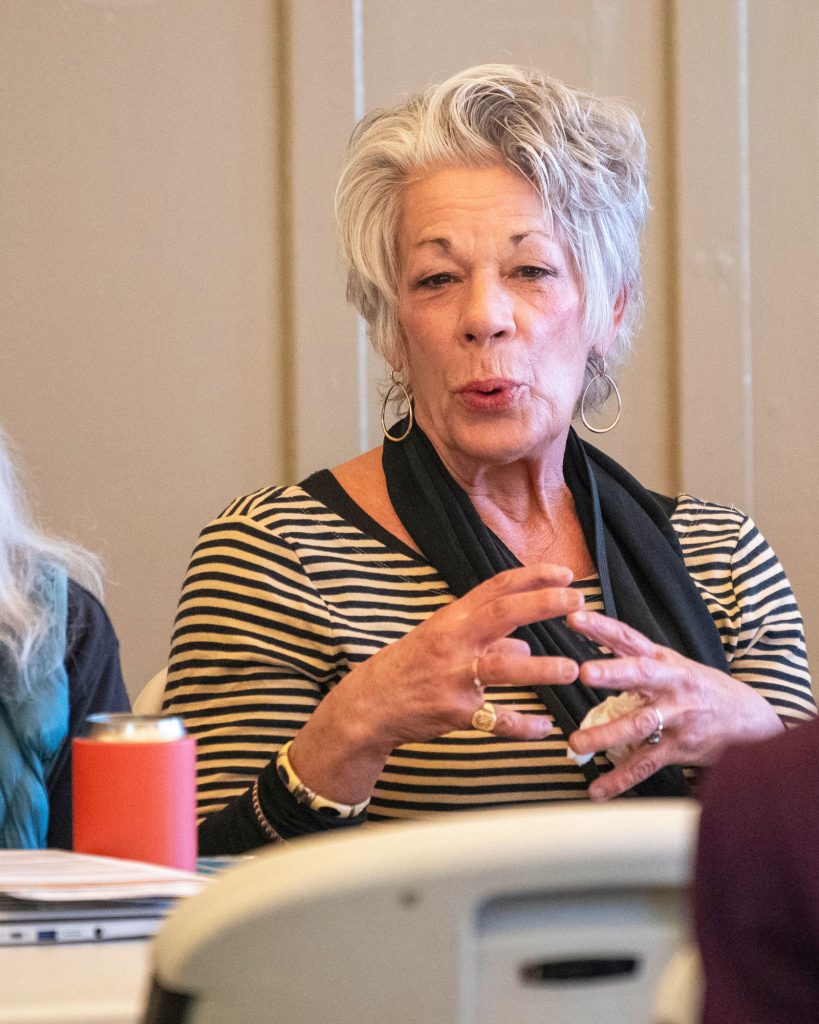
412,237,452,252
510,230,550,245
413,231,549,252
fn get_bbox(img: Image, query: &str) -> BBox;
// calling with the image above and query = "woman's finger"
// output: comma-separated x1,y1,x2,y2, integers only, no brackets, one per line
586,742,671,802
568,702,665,761
428,564,585,654
469,584,584,650
477,651,579,688
578,654,681,691
482,636,532,659
466,564,575,613
566,610,659,658
481,707,554,741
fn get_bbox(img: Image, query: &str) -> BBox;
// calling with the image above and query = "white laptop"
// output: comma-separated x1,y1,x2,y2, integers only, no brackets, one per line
0,849,208,946
0,892,172,945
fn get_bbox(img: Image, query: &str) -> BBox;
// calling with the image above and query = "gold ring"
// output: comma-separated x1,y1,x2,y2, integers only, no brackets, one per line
471,656,483,693
471,702,497,732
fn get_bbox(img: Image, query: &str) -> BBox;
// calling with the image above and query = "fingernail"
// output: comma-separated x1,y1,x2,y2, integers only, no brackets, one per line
566,591,584,610
571,610,587,624
584,660,601,680
568,733,585,753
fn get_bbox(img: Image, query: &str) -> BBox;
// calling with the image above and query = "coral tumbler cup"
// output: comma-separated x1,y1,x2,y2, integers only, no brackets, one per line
73,713,197,870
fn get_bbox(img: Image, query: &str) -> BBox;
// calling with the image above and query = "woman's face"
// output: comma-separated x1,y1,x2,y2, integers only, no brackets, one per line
396,164,619,473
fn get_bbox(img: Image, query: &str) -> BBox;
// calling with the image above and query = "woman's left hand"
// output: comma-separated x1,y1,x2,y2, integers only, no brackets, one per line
564,610,784,801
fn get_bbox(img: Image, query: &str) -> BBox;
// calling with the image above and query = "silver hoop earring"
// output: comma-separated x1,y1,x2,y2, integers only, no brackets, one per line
580,360,622,434
381,370,413,442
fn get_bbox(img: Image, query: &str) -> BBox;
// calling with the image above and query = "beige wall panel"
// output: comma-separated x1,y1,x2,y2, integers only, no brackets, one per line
747,0,819,669
0,1,281,694
674,0,818,677
673,0,754,511
286,2,364,478
290,0,677,494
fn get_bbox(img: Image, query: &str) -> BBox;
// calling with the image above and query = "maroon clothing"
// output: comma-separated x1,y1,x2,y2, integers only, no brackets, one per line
695,717,819,1024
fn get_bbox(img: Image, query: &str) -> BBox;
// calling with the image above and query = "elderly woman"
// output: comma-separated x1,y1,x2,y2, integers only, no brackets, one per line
0,429,128,848
164,65,814,854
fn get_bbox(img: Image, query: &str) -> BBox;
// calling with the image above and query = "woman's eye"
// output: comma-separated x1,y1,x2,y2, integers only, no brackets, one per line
515,265,553,280
417,272,456,289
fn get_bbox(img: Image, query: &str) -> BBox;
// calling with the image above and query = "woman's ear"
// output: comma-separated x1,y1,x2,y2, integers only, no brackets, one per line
599,287,627,359
389,324,409,378
612,287,627,329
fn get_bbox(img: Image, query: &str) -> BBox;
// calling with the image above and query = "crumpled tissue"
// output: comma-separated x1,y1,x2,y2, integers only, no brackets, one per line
566,691,645,767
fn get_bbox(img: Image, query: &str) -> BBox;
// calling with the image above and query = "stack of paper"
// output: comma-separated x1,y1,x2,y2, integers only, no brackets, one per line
0,849,207,900
0,849,210,945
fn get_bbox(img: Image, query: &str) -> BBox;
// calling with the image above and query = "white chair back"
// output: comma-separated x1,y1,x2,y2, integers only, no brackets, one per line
143,800,699,1024
133,667,168,715
654,944,703,1024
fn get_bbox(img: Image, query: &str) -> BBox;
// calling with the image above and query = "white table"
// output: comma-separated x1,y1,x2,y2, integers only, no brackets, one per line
0,939,151,1024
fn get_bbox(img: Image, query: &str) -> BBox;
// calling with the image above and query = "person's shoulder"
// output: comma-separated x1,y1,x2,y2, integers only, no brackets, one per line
67,578,116,639
668,494,752,553
65,578,127,701
65,580,123,676
207,450,386,539
215,481,327,522
670,494,748,527
196,480,342,542
191,477,359,570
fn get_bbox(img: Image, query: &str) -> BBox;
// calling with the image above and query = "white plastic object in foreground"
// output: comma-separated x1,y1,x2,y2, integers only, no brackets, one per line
147,800,699,1024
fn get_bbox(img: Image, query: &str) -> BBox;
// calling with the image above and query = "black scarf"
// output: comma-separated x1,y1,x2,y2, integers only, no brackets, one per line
383,421,729,798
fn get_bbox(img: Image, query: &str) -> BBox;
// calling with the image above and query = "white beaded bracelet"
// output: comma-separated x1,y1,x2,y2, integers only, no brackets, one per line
276,740,370,819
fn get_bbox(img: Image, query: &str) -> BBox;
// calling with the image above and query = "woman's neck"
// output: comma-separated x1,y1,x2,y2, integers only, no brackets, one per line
425,429,596,577
333,435,597,579
468,477,595,577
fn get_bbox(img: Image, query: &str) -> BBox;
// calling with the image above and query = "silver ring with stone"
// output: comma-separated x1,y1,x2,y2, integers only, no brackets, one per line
646,707,664,745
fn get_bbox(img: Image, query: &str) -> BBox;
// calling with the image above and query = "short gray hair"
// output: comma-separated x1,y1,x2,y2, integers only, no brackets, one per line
335,64,649,394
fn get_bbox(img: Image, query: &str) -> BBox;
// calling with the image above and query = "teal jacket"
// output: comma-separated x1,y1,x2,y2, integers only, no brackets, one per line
0,563,69,848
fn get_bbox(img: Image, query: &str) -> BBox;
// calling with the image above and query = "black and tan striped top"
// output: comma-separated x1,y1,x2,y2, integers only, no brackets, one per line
164,481,815,825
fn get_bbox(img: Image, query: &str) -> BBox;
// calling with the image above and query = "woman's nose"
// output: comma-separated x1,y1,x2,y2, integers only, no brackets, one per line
458,277,515,344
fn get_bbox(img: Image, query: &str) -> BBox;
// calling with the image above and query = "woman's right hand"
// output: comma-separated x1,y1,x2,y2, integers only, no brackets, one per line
288,563,582,804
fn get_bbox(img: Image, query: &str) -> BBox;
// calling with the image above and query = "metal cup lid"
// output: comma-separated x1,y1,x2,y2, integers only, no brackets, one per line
83,712,187,742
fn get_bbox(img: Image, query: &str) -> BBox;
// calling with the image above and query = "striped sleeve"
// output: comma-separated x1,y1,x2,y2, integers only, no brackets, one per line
163,488,337,822
727,516,813,723
672,496,814,725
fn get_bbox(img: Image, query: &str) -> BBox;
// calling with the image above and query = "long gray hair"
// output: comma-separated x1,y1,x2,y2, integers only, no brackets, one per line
0,429,102,691
336,64,649,398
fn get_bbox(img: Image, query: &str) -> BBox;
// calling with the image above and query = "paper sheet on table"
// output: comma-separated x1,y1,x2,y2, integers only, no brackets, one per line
0,849,208,901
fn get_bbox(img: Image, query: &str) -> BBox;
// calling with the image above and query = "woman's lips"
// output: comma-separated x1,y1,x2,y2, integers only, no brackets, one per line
458,380,522,412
